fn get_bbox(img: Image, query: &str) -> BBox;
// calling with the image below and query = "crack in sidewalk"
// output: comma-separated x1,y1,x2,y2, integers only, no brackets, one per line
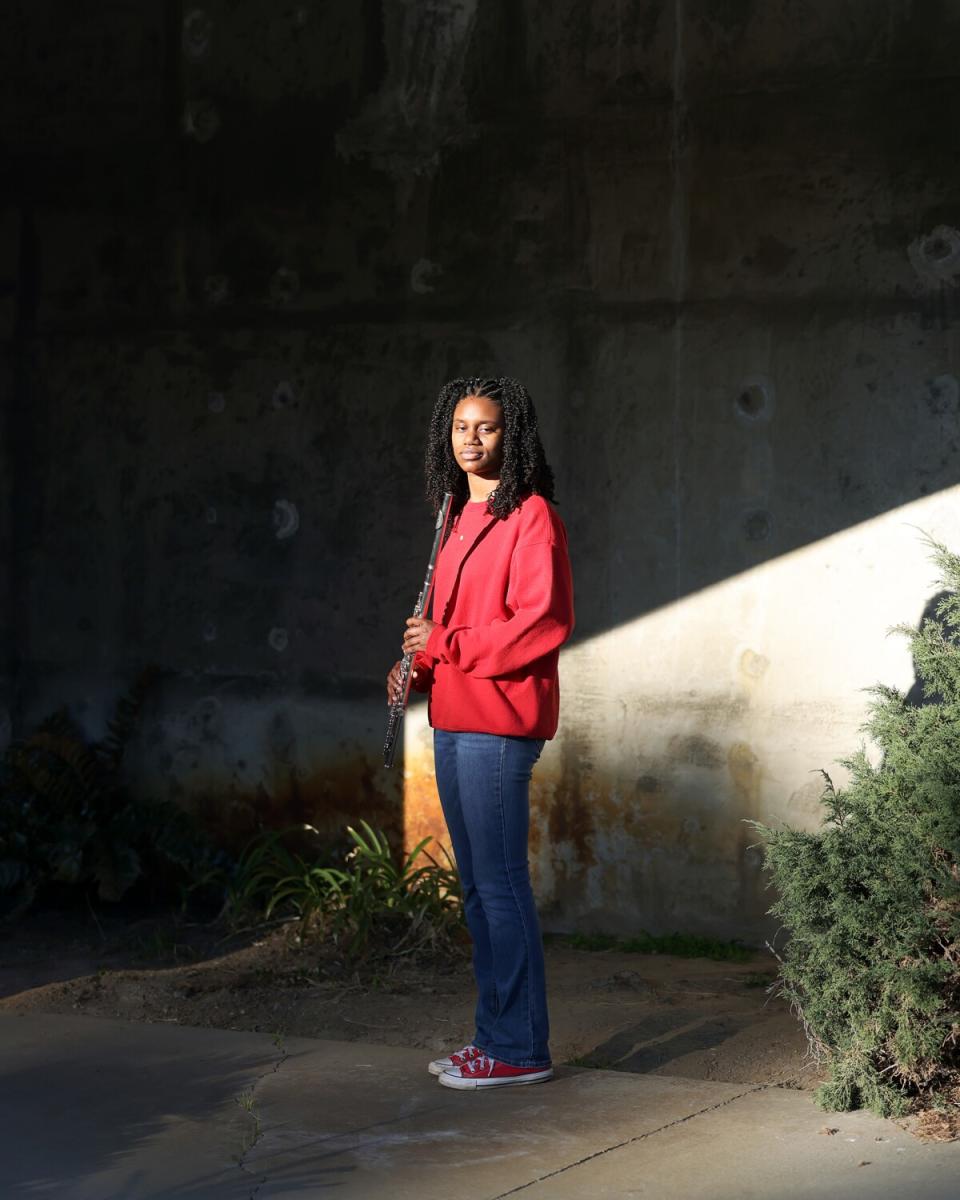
235,1034,290,1200
490,1081,773,1199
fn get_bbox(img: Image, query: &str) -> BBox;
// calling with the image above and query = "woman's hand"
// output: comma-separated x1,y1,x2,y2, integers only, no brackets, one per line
402,617,436,655
386,658,423,705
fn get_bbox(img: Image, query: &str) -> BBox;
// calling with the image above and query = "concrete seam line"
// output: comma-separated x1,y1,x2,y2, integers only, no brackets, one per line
488,1082,773,1199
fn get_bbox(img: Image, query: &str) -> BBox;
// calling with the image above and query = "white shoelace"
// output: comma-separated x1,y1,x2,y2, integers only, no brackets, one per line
462,1054,494,1076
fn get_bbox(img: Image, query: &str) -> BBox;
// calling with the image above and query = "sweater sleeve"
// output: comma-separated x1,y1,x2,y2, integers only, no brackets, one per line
424,537,574,678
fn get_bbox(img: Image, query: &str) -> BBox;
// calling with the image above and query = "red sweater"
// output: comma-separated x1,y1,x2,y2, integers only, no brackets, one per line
411,493,575,739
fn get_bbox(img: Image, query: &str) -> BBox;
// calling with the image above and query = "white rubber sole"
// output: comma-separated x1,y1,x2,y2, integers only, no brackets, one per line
438,1067,554,1090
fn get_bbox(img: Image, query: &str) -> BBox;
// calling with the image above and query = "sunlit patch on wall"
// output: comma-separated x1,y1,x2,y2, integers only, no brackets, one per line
402,484,960,938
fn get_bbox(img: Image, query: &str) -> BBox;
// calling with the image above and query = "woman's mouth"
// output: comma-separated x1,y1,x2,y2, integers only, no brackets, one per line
461,451,483,460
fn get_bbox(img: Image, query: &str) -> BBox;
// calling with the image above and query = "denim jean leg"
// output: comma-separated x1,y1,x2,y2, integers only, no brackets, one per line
432,729,498,1050
453,732,550,1068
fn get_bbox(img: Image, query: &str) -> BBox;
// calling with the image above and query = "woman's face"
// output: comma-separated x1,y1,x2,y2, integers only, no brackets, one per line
451,394,504,479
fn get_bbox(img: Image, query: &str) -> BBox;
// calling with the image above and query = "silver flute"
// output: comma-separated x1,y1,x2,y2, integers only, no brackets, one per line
383,492,454,768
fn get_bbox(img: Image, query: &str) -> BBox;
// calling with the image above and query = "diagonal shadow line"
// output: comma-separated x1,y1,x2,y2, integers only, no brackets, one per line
617,1014,755,1073
575,1008,704,1065
575,1009,759,1073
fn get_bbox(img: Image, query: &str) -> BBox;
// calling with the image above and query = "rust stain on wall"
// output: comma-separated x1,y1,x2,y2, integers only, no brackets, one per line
727,741,761,810
667,732,725,768
396,720,778,936
739,648,770,681
727,740,770,923
402,737,452,860
545,751,597,867
171,754,403,856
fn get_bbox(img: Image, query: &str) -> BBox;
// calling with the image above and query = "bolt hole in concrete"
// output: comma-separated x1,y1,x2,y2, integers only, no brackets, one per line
272,381,296,409
737,387,765,419
273,500,299,540
743,510,772,542
269,267,300,306
182,9,213,61
183,99,220,143
203,274,230,305
926,373,960,416
733,376,774,424
908,224,960,282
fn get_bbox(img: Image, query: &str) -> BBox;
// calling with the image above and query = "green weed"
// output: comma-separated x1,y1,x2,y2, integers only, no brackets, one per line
742,971,775,988
233,1087,262,1159
566,1053,613,1070
566,930,754,962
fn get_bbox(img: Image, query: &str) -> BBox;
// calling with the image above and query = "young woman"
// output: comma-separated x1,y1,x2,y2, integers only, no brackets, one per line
386,376,574,1090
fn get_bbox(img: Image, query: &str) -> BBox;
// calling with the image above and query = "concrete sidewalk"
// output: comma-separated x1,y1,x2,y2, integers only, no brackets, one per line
2,1013,957,1200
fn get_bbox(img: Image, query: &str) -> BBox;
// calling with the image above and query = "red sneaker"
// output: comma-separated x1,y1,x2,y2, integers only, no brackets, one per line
427,1043,482,1077
439,1053,554,1089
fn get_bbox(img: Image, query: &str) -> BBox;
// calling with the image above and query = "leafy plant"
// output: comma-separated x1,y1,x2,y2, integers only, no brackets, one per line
222,824,308,922
227,820,464,958
746,533,960,1120
0,667,223,918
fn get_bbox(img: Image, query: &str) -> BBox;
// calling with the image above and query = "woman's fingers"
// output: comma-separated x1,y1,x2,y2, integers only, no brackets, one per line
387,658,425,704
386,660,404,704
386,660,422,705
403,616,434,653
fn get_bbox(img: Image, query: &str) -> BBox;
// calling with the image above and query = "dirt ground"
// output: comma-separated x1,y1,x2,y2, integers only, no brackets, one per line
0,907,825,1091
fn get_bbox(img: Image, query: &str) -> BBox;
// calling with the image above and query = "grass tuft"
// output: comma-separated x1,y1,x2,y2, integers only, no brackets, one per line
564,930,755,961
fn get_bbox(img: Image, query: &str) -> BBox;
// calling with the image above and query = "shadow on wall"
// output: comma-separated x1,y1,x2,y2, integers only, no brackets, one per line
905,590,954,709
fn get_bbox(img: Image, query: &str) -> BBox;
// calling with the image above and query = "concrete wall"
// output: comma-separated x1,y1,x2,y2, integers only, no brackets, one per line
3,1,960,940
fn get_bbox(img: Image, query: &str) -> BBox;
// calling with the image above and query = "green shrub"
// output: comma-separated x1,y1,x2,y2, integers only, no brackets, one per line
0,667,223,918
747,535,960,1119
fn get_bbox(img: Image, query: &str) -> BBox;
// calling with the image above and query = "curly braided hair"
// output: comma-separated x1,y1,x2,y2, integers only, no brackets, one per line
424,376,557,521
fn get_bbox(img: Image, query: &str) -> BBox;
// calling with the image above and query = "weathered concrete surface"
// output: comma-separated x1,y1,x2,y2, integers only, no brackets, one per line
4,2,960,932
511,1085,960,1200
3,1014,956,1200
0,1012,279,1199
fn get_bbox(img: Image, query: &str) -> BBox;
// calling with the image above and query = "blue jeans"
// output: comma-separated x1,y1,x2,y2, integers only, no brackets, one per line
433,729,550,1068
